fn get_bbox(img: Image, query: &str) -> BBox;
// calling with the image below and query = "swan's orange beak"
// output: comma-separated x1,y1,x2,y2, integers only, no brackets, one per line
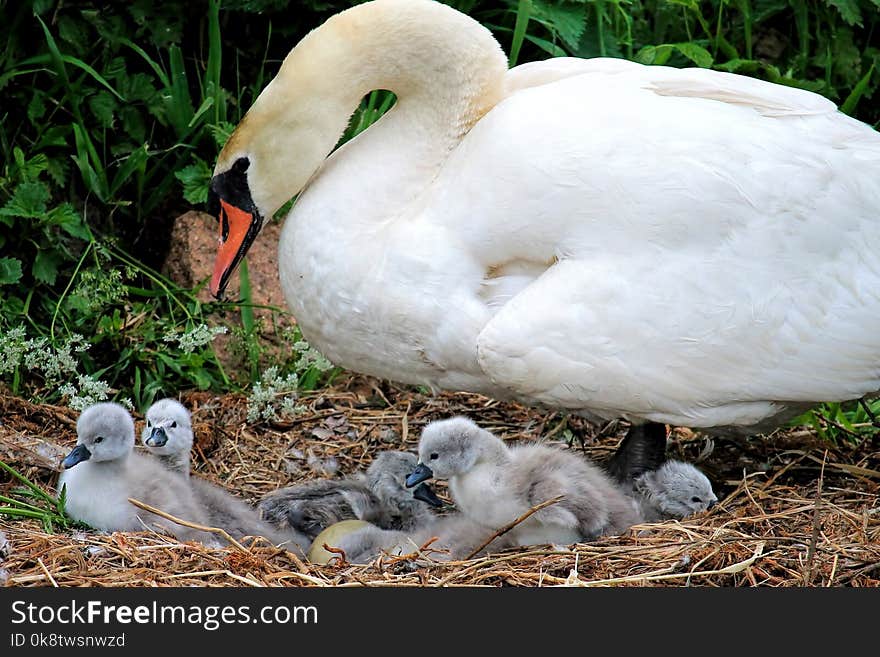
210,199,258,298
207,158,262,299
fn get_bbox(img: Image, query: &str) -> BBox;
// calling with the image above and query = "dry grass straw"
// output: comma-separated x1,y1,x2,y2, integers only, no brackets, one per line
1,375,878,587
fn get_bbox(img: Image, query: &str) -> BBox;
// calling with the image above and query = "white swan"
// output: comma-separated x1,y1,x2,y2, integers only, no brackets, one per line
208,0,880,432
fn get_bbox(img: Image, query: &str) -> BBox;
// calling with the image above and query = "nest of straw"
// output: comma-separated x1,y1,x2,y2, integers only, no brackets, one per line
1,375,878,587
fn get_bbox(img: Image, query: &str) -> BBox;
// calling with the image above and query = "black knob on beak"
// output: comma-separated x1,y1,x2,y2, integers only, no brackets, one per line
146,426,168,447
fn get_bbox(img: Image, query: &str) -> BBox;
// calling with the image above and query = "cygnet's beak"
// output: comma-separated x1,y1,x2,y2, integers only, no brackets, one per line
145,426,168,447
62,444,92,469
706,498,718,510
412,482,444,507
405,463,434,488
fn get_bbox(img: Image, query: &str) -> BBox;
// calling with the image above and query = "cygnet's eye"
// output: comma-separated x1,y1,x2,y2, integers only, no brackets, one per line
146,420,151,427
429,453,439,461
94,436,104,444
171,421,177,428
691,496,702,504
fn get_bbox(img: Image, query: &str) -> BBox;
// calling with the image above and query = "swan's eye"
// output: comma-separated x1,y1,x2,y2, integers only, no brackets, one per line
171,421,177,428
94,436,104,444
429,453,439,461
232,157,250,173
691,496,702,504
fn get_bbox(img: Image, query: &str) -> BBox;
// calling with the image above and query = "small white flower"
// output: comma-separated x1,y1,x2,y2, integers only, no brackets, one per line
0,326,27,375
163,323,228,354
246,366,305,424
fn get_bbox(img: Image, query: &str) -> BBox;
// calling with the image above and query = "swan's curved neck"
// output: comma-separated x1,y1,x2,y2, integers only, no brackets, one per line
234,0,507,215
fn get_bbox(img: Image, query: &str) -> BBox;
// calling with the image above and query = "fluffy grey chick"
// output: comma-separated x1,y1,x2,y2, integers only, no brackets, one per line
140,398,309,554
58,402,215,544
632,460,718,522
406,417,640,547
601,423,718,522
332,513,516,564
0,530,9,560
141,398,192,476
258,450,442,541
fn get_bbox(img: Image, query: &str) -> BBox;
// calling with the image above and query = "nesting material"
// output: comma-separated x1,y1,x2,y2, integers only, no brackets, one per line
0,377,878,587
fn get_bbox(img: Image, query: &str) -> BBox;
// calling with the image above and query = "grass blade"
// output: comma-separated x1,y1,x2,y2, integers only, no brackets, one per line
207,0,224,125
841,64,875,116
509,0,532,67
0,459,60,508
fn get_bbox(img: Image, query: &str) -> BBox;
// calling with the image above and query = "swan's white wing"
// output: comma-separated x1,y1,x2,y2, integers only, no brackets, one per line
505,57,642,95
506,57,836,116
476,254,880,427
444,64,880,427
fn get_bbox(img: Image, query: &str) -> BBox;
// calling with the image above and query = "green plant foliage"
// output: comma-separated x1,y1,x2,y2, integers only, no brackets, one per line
0,460,84,532
790,399,880,445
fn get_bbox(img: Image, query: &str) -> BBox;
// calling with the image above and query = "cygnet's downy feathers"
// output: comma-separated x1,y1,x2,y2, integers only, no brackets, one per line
259,450,442,540
633,460,718,521
141,398,193,476
58,402,215,544
407,416,640,546
141,398,309,554
331,513,516,564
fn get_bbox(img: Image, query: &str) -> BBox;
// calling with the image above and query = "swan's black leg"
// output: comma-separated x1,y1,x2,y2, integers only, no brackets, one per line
603,421,669,484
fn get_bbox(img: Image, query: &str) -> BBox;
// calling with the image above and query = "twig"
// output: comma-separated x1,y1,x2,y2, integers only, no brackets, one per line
127,497,249,552
37,557,58,587
557,542,766,586
803,451,826,586
464,495,565,560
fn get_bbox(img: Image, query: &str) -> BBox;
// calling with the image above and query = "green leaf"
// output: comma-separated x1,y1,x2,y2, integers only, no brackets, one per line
637,43,714,68
824,0,862,26
27,94,47,125
174,158,212,205
45,157,70,188
71,124,109,202
121,72,158,103
120,106,147,144
208,121,236,148
47,204,91,240
636,44,673,66
32,250,61,285
523,33,567,58
89,91,117,129
509,0,533,67
0,182,50,218
32,0,54,13
0,258,23,285
104,57,127,81
841,64,876,116
35,126,71,150
110,145,150,197
57,14,89,55
531,0,587,51
12,149,49,183
674,42,714,68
